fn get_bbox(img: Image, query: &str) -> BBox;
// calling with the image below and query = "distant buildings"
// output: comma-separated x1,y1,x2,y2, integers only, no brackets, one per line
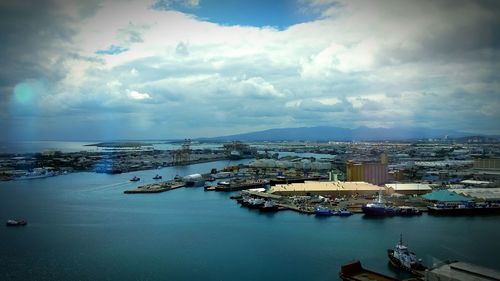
473,158,500,181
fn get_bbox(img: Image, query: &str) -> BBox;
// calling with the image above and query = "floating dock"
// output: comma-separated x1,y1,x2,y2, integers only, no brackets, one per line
124,181,185,194
339,260,401,281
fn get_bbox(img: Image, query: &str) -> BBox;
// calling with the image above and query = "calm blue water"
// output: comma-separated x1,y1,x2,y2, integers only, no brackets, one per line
1,160,499,281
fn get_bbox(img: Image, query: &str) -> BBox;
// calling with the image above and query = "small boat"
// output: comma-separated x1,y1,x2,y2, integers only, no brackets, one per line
153,174,162,180
334,208,352,216
315,206,334,216
6,219,27,226
130,176,140,182
219,181,231,186
387,234,426,276
398,206,422,216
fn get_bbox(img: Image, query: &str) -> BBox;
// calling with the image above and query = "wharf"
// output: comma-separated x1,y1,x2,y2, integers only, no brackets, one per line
214,180,268,192
275,203,315,214
124,181,185,194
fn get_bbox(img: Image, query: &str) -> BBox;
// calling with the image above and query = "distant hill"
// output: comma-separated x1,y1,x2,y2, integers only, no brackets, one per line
200,126,475,142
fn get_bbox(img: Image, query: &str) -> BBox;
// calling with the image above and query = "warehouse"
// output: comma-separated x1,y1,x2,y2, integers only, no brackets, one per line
268,181,383,196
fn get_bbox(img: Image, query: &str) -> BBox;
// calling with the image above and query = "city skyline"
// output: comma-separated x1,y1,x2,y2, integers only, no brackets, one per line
1,0,500,140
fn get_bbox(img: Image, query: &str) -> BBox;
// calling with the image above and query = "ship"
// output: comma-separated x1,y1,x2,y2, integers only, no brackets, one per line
398,206,422,216
14,168,56,180
315,206,334,216
260,200,279,212
153,174,162,180
247,198,265,209
183,174,205,187
6,219,27,226
130,176,140,182
214,179,267,192
387,234,426,276
361,192,398,216
334,208,353,216
427,202,500,215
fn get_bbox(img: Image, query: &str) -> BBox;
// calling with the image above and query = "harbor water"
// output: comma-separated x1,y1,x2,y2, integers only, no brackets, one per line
1,160,499,281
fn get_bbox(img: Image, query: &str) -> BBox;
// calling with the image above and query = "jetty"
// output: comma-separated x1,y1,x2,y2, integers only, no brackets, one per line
124,181,185,194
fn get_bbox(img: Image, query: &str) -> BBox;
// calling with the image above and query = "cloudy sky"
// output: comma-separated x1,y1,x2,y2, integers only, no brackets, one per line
1,0,499,140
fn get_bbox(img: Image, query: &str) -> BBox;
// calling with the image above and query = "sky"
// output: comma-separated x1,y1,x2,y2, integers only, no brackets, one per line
0,0,499,141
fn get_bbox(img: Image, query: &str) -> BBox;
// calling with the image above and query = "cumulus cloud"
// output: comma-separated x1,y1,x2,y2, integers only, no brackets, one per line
1,0,499,140
127,90,151,100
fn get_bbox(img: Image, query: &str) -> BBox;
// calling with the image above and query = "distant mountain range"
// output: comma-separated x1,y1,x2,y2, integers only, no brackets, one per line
201,126,478,142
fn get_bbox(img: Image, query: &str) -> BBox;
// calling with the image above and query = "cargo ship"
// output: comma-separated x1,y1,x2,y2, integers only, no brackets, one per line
214,179,267,192
427,202,500,215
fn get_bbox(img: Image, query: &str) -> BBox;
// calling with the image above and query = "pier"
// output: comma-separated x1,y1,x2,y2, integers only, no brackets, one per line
124,181,185,194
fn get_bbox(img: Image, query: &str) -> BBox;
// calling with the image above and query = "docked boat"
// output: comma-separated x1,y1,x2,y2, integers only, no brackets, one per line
387,234,426,276
153,174,162,180
14,168,56,180
427,202,500,215
215,179,267,192
247,198,265,209
183,174,205,187
260,200,279,212
315,206,334,216
6,219,27,226
398,206,422,216
361,192,398,216
334,208,353,216
130,176,140,182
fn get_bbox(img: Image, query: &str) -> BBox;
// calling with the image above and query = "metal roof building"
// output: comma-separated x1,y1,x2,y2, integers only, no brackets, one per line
385,183,432,195
451,188,500,201
269,181,382,196
421,190,471,202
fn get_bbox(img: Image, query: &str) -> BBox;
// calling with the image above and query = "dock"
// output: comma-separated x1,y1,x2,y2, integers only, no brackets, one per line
339,260,401,281
124,181,185,194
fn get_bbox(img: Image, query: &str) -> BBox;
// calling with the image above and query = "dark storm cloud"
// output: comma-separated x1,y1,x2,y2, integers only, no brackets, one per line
0,0,106,107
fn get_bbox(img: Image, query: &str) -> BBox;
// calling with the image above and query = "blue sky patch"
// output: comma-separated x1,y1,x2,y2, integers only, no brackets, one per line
152,0,318,29
96,45,129,55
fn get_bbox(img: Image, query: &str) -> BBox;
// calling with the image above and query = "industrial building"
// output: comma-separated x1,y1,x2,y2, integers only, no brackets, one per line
385,183,433,195
451,188,500,201
346,153,388,185
268,181,383,196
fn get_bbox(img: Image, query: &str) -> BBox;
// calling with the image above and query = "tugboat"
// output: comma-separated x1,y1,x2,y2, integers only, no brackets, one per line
6,219,27,226
387,234,426,276
361,192,397,216
130,176,140,182
315,206,334,216
153,174,162,180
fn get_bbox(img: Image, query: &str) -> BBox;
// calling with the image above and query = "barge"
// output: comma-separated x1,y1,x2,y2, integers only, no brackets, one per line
339,260,400,281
